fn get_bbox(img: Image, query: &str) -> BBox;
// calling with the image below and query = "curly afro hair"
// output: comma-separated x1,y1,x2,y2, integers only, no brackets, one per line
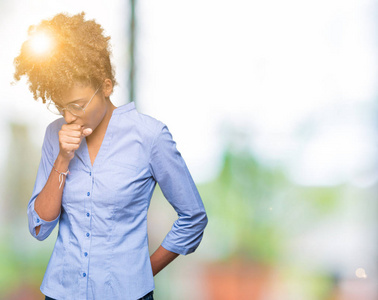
14,12,117,103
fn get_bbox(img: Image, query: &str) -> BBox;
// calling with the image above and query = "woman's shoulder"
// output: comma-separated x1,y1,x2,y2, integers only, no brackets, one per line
116,103,166,136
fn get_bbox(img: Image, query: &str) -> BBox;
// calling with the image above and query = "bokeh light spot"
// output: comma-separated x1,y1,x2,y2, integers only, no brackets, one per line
355,268,367,279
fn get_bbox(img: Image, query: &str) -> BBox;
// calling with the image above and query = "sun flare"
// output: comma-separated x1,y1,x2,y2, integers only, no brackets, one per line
29,32,53,55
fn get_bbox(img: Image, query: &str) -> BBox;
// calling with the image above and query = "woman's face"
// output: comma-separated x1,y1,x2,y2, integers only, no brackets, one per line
56,82,111,134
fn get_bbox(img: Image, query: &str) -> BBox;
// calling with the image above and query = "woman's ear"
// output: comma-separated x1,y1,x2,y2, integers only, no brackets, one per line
102,78,113,97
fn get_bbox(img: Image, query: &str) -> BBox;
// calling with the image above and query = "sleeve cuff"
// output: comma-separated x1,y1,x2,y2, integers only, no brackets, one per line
161,239,198,256
28,200,60,241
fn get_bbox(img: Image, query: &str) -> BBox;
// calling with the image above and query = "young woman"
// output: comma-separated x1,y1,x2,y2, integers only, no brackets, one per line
14,12,207,300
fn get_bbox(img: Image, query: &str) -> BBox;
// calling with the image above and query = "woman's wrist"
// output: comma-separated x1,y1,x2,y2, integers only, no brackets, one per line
55,153,71,168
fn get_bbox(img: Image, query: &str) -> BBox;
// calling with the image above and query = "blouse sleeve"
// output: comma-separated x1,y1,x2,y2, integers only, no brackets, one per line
149,124,208,255
27,125,60,241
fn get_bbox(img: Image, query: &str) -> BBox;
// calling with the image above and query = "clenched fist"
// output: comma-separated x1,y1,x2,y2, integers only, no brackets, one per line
58,124,93,161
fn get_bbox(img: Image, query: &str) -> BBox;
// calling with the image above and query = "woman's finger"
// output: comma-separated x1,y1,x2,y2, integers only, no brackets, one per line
60,136,81,145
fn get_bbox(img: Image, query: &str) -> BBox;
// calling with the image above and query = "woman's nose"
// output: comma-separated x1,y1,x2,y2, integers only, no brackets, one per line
63,110,78,124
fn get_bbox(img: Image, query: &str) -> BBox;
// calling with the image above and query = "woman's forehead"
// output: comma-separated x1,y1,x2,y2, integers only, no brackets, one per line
57,83,95,105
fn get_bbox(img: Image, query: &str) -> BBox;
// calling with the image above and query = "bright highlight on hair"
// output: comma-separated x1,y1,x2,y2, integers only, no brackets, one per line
29,32,53,55
14,12,116,103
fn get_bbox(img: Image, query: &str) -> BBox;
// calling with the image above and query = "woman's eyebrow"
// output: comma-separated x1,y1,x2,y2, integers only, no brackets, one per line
54,98,85,107
67,98,86,104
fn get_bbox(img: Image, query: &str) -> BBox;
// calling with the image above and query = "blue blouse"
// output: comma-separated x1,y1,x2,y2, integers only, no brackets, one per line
27,102,208,300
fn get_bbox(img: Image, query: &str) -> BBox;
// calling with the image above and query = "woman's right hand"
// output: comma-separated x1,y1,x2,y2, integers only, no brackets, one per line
58,124,93,161
34,124,93,235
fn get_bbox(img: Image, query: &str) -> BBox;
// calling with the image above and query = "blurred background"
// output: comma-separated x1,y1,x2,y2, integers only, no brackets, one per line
0,0,377,299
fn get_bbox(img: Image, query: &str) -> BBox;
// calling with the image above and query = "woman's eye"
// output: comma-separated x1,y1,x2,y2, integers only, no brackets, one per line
69,104,84,111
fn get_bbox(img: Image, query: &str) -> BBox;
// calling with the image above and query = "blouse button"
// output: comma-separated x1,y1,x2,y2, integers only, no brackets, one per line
86,233,90,237
87,192,90,196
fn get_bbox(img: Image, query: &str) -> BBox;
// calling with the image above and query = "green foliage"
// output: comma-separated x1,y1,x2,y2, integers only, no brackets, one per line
199,149,342,265
0,122,45,297
0,231,48,297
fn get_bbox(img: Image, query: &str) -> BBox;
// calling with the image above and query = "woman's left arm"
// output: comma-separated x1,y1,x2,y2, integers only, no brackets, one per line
149,124,208,274
150,245,179,276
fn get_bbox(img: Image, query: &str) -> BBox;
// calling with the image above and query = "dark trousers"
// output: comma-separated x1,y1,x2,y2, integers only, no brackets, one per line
45,290,154,300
